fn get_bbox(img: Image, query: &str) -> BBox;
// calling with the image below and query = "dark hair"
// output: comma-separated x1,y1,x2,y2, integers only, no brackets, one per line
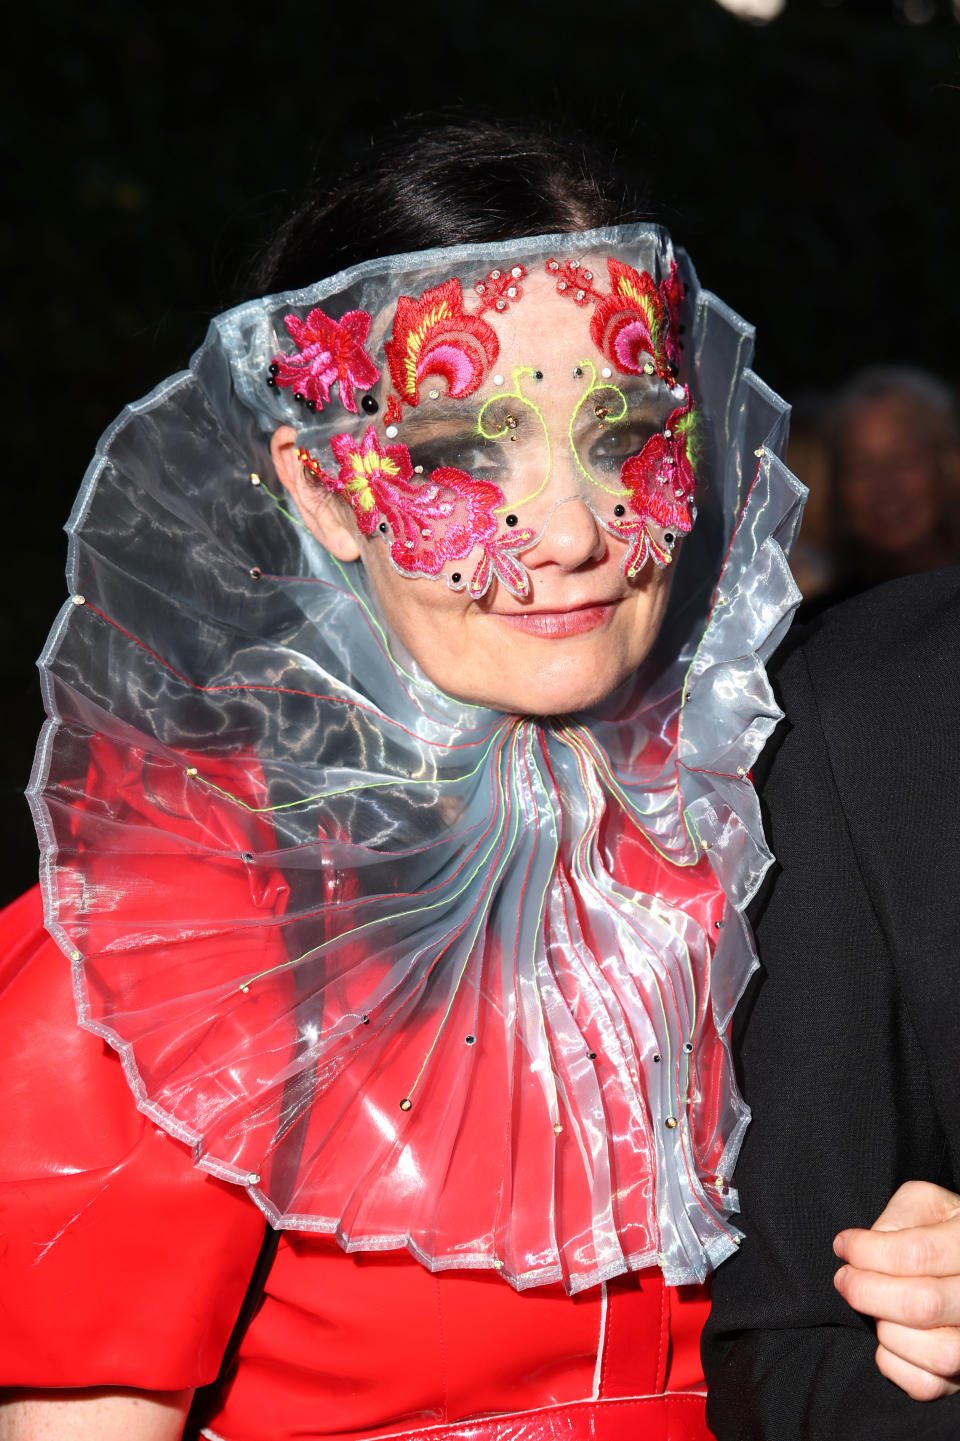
243,119,658,297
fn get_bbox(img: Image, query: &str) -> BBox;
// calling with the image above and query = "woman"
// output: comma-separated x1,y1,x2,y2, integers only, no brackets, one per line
0,123,947,1440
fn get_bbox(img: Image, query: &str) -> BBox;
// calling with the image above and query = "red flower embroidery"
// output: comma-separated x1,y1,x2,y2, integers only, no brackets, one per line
271,307,380,415
473,264,527,318
609,401,698,575
545,256,684,381
385,279,500,409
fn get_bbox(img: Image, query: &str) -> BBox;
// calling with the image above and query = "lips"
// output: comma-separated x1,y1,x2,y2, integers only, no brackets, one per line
492,601,618,638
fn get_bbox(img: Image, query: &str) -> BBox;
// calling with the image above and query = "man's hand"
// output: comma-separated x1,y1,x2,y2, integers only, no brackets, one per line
834,1181,960,1400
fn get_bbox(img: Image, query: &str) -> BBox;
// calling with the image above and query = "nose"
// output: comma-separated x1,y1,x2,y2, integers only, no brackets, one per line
521,496,607,572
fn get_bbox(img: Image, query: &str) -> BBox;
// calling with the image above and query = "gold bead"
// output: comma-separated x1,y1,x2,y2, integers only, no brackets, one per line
399,1098,412,1112
71,594,86,606
247,1172,261,1185
240,983,250,994
553,1123,563,1135
492,1258,504,1270
249,472,261,486
186,766,198,777
665,1116,679,1129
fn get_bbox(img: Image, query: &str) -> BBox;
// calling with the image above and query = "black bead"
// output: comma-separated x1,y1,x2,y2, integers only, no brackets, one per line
305,399,317,411
505,514,518,527
665,532,675,544
614,504,625,517
533,370,544,380
653,1053,661,1063
361,394,379,414
293,391,305,404
250,566,262,579
268,362,279,376
465,1034,476,1045
587,1051,597,1060
361,1014,370,1025
379,522,388,534
451,572,462,584
265,376,277,388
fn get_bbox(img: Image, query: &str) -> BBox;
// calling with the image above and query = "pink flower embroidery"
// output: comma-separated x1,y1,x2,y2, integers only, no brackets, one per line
308,428,535,599
609,401,698,574
271,307,380,415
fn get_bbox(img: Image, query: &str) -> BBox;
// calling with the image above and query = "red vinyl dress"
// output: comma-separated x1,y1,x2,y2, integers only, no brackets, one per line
0,887,712,1441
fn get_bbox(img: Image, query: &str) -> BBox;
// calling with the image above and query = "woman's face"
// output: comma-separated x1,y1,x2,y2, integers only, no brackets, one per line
274,266,685,715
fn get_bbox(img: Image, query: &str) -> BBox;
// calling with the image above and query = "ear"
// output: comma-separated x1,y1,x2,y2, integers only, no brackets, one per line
270,425,362,562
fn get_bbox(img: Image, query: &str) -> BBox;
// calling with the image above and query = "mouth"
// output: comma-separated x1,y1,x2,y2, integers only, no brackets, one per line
492,601,620,638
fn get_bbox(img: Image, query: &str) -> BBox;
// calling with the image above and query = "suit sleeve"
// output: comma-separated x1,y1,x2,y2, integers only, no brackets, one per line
703,621,960,1439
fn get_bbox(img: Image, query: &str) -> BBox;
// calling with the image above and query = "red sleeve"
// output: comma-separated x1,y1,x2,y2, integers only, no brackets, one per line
0,887,267,1390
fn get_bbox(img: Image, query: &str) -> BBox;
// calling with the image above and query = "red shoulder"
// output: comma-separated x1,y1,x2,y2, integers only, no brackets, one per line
0,887,266,1389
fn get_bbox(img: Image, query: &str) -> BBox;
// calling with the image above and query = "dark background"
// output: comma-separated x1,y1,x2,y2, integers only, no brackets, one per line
5,0,959,903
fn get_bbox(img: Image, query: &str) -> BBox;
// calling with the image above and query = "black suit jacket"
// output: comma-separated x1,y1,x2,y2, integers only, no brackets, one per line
703,567,960,1438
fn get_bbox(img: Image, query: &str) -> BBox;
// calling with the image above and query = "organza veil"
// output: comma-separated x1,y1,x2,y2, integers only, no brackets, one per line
29,224,806,1291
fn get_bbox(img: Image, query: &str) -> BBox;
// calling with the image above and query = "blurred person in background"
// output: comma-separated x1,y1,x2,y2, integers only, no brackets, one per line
805,366,960,617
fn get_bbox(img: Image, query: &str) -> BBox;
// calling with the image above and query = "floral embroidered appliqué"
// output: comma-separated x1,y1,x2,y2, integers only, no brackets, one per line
545,257,684,381
270,307,380,414
473,264,527,317
607,399,698,573
384,278,500,410
299,427,536,598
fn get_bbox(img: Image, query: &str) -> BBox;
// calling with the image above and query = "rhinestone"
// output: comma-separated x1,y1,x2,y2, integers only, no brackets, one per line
491,269,501,279
557,280,568,291
414,464,424,474
643,363,655,375
511,266,523,278
492,1258,504,1270
493,373,504,385
575,289,585,301
505,415,519,430
664,428,672,438
475,281,487,294
70,949,81,961
582,269,593,282
247,1172,261,1185
495,299,506,311
428,389,440,400
754,447,764,458
547,260,559,271
385,425,399,438
71,593,86,606
507,286,517,298
601,366,612,378
594,404,608,419
421,528,432,538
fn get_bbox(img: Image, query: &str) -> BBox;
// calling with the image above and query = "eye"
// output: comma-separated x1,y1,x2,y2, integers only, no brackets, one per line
414,434,508,477
586,423,658,472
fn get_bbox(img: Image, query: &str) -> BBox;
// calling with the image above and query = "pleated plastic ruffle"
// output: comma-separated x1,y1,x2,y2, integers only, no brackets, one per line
28,225,806,1291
